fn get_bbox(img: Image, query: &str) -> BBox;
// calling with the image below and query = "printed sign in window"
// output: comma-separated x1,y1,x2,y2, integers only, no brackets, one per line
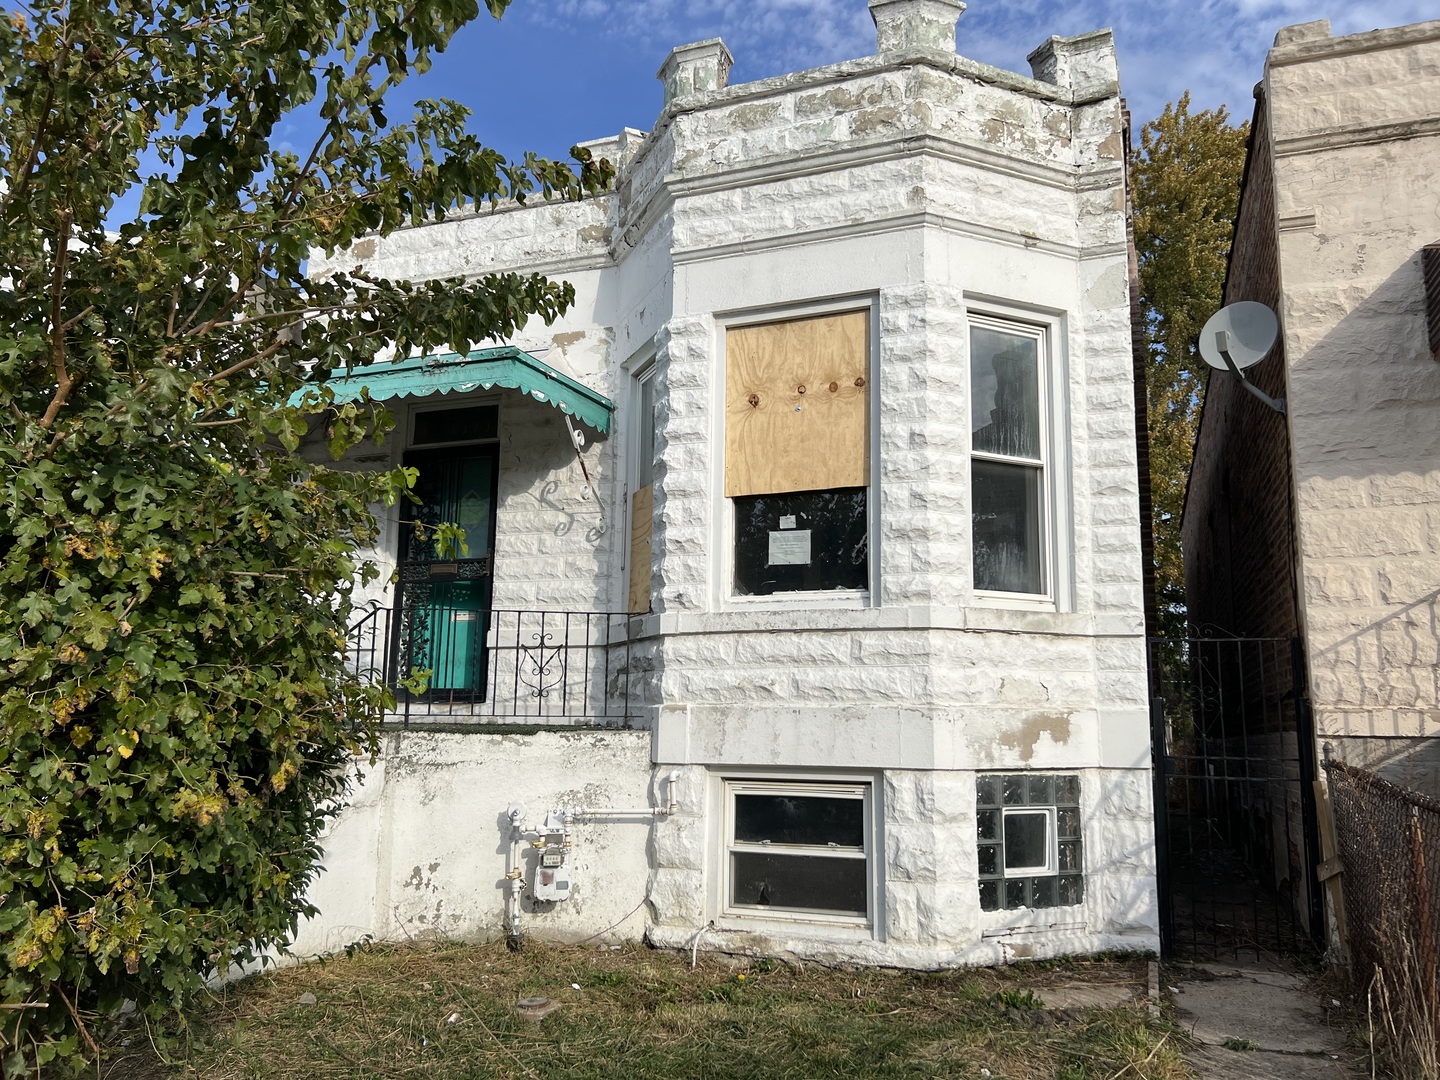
768,529,812,566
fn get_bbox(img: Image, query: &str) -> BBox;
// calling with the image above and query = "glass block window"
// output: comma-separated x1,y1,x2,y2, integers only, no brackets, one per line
725,780,871,922
976,773,1082,912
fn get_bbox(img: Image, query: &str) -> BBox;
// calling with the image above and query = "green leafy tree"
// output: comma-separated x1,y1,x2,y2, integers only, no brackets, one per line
1132,93,1249,639
0,0,612,1069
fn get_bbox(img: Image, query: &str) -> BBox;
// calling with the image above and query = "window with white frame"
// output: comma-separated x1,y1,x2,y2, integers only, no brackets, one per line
725,310,871,596
969,317,1049,597
724,779,871,921
976,773,1083,912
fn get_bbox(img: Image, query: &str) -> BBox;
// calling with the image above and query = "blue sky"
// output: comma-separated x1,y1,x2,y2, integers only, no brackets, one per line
343,0,1437,166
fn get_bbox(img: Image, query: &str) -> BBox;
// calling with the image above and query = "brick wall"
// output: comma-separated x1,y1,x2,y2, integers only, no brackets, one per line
1182,94,1300,651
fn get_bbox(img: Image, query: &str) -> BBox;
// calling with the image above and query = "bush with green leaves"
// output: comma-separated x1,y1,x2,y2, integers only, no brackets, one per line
0,0,611,1070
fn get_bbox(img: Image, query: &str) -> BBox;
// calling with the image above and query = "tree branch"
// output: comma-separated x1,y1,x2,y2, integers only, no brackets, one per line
38,209,75,432
0,83,55,221
201,335,290,385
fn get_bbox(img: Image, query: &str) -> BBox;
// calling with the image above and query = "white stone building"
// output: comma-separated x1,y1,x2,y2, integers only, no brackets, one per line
295,0,1157,967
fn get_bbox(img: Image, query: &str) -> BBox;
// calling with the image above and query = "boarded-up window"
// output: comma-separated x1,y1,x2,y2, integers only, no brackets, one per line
628,371,657,613
726,311,871,596
725,311,869,498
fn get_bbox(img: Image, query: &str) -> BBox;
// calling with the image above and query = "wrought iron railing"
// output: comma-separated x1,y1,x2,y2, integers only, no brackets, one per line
345,604,639,726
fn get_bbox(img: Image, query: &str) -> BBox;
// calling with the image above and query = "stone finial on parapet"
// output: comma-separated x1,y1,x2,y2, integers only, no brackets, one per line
657,39,733,106
869,0,966,55
1027,29,1118,97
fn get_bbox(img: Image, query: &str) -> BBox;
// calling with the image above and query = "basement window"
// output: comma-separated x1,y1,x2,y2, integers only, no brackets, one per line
976,774,1083,912
725,780,871,922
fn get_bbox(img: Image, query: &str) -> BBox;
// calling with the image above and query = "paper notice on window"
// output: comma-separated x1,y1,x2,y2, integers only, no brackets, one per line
768,529,812,566
779,514,797,530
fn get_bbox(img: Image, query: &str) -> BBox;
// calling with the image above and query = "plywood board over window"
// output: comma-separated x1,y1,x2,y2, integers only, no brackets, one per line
725,311,869,498
628,485,653,613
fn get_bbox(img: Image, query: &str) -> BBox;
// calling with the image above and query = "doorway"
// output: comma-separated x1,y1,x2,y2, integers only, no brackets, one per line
393,405,500,701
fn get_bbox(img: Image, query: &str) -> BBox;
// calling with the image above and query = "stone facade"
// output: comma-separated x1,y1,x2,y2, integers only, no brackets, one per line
304,0,1156,965
1184,17,1440,795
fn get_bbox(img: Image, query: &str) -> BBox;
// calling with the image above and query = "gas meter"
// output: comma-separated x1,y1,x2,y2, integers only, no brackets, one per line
532,843,572,902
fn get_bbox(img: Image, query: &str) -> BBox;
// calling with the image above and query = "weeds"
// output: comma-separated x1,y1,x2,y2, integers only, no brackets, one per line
95,942,1186,1080
1328,760,1440,1080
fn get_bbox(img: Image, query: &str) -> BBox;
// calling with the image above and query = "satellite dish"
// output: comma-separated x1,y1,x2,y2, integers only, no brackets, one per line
1198,301,1286,415
1199,301,1279,372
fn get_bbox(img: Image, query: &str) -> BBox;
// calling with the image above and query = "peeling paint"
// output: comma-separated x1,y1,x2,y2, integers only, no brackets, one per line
1000,713,1074,762
727,101,783,131
795,82,892,117
852,106,902,136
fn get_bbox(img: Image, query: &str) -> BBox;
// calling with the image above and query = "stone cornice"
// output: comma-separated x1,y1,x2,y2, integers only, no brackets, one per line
1273,114,1440,158
670,209,1126,266
1268,18,1440,68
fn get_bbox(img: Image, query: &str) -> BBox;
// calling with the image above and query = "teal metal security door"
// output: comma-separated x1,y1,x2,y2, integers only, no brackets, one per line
396,443,500,699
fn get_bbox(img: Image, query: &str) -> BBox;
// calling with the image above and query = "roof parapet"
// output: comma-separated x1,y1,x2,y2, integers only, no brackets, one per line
1027,29,1118,99
657,39,734,106
869,0,965,55
1274,19,1331,47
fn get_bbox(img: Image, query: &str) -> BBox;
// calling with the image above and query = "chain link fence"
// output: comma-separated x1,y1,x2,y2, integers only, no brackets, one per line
1326,758,1440,1078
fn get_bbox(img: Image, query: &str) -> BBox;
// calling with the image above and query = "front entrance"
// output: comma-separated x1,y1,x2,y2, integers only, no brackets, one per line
1147,636,1323,958
393,408,501,701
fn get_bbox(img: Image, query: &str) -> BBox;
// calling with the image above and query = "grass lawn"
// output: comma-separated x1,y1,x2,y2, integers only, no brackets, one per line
100,941,1190,1079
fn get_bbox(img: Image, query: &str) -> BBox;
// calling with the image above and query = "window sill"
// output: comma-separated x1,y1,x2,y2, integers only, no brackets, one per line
714,912,876,939
973,591,1057,614
724,589,871,612
980,908,1087,935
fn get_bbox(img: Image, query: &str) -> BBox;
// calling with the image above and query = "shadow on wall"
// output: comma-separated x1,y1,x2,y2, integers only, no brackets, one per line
1286,251,1440,774
1285,250,1440,474
494,394,615,611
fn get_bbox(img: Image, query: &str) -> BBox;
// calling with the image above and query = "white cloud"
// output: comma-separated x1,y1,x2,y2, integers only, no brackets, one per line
529,0,1437,130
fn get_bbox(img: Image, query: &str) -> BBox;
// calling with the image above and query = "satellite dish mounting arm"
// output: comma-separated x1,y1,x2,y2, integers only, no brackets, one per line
1215,330,1286,415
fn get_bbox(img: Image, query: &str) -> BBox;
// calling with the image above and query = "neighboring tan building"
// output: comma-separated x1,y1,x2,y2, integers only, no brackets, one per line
1185,16,1440,796
292,0,1157,967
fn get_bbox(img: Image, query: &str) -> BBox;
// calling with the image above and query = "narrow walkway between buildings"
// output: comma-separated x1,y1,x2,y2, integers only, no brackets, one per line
1170,961,1362,1079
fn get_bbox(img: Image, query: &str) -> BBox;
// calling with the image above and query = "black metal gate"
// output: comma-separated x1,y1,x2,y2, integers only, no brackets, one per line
1148,636,1323,958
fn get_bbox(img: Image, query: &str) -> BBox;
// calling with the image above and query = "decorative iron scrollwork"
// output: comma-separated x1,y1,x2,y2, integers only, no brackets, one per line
398,555,492,583
518,632,565,700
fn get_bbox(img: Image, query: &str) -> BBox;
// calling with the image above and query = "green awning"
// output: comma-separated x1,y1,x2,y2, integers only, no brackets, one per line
304,346,613,434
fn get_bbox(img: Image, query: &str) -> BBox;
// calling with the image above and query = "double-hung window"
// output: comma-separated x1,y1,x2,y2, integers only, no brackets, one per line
725,310,871,596
724,779,871,922
969,317,1049,597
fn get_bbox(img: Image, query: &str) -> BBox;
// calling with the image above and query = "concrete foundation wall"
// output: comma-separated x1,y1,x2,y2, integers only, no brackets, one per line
296,733,1155,967
293,731,655,956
